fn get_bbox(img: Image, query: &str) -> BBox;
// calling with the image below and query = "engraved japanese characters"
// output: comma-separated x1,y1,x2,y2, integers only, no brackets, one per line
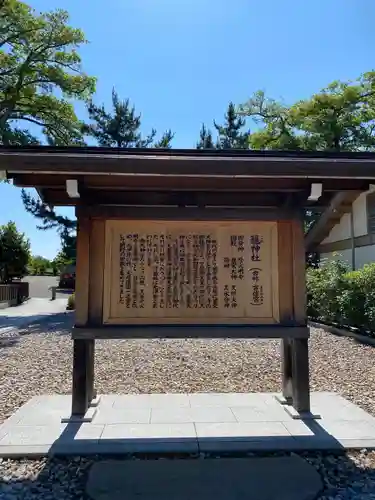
105,221,278,324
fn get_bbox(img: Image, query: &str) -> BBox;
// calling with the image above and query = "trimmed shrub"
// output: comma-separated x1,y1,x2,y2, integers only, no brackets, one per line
67,293,75,310
307,258,375,333
343,265,375,331
306,258,349,324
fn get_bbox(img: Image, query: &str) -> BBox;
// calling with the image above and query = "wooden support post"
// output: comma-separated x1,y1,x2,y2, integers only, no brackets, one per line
71,339,94,416
281,338,293,403
88,219,105,326
277,221,294,403
291,338,310,413
75,215,90,327
86,339,96,403
290,217,310,413
71,214,96,417
291,217,307,326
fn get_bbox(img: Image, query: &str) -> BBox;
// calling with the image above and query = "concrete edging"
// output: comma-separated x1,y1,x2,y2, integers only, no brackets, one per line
309,321,375,347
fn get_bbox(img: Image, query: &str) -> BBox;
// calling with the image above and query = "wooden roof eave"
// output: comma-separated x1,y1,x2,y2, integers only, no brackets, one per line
4,146,375,179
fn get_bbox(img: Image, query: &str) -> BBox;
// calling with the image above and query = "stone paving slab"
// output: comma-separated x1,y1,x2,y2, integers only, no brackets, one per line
0,297,68,320
85,457,323,500
1,392,375,457
0,298,69,346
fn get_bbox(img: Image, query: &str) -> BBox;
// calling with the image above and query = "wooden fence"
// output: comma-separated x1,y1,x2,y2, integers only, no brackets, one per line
0,282,30,307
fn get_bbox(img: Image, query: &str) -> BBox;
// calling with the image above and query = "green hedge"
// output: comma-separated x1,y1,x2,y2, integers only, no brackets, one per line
67,293,75,310
307,258,375,334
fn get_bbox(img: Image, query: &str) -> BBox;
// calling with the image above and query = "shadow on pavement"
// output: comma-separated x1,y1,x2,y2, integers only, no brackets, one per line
0,312,74,351
55,288,74,295
0,414,372,498
1,445,375,499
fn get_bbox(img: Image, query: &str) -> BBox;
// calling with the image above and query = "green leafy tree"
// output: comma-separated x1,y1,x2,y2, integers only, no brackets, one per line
83,89,174,148
290,73,375,151
239,72,375,151
60,228,76,263
239,72,375,265
3,0,96,238
0,221,30,282
0,0,96,145
238,91,301,150
52,243,75,274
29,255,51,275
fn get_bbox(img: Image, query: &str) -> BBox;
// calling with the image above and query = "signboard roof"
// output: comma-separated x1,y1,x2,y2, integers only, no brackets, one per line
2,146,374,246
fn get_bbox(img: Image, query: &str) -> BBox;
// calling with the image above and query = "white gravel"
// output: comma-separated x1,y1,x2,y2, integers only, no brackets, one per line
1,313,375,498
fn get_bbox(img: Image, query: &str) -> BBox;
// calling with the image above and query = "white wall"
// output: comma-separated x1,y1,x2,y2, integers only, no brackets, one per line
353,193,369,237
321,244,375,269
320,249,352,266
322,187,375,245
355,245,375,268
322,212,351,244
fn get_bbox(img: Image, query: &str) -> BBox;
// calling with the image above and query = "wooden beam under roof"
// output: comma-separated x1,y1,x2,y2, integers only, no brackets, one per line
12,173,370,192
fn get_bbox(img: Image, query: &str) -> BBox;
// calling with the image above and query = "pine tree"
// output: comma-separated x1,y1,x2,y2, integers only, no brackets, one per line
22,89,175,261
153,130,174,149
196,124,215,149
1,123,39,146
83,89,174,148
214,102,250,149
196,103,250,150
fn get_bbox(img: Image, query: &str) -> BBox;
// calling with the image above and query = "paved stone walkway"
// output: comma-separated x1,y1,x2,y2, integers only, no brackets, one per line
0,298,68,336
86,457,323,500
1,392,375,456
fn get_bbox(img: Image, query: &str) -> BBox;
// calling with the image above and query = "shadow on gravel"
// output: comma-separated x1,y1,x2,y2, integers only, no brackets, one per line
2,416,374,499
1,450,375,499
0,312,74,351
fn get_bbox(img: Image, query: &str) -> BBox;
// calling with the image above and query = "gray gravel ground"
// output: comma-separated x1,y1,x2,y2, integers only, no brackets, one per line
0,315,375,499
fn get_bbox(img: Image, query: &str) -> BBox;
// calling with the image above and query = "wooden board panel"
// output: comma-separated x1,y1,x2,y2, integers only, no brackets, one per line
103,220,279,325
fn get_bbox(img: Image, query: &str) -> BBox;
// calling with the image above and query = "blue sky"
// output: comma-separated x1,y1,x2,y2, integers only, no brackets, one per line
1,0,374,259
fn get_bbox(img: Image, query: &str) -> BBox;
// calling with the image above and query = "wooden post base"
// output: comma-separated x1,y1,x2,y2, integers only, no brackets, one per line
281,338,293,405
71,339,96,417
280,337,311,414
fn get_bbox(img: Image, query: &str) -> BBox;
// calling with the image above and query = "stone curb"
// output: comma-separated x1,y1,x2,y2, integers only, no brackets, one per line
309,321,375,347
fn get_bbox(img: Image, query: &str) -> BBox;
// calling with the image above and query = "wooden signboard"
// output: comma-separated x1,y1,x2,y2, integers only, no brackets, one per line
103,220,279,325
